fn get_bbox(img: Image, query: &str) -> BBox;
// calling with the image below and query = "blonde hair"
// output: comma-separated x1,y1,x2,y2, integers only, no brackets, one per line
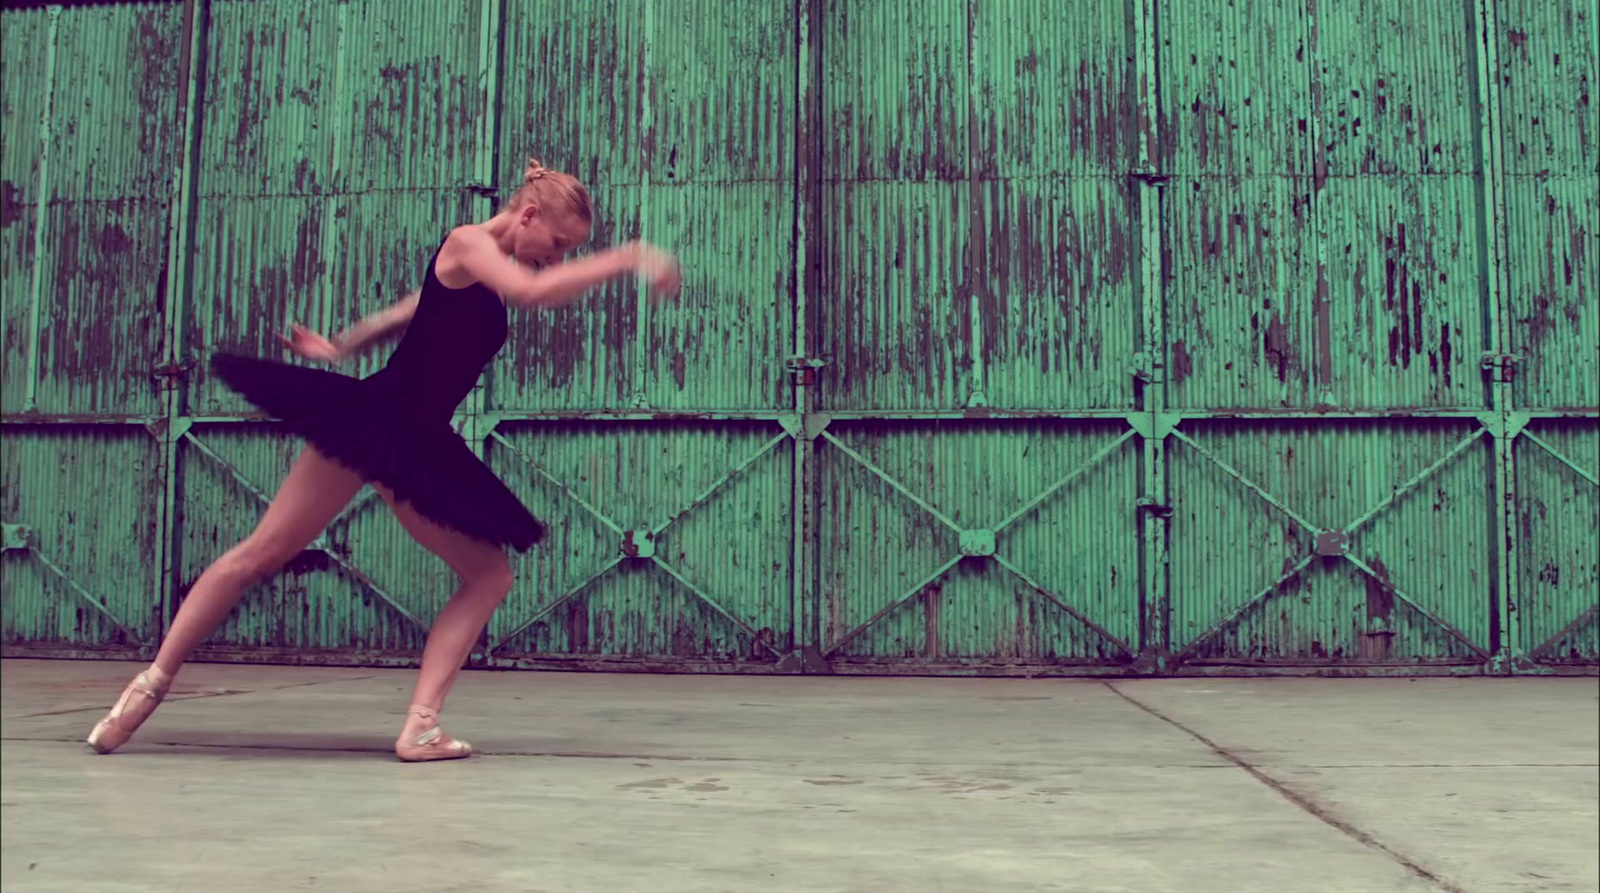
505,158,593,224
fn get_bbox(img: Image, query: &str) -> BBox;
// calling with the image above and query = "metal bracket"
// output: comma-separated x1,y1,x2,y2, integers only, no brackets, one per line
2,523,33,552
620,530,655,559
775,645,833,674
1136,497,1173,519
786,355,831,386
1481,352,1521,383
1478,411,1531,440
957,529,996,557
150,362,193,392
1128,171,1171,188
1125,412,1179,441
778,412,832,441
1314,530,1350,557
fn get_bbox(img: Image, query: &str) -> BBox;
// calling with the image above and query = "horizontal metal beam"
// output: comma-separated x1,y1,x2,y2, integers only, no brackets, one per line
7,408,1592,429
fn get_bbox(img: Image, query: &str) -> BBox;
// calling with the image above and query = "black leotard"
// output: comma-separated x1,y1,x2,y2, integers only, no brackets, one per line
210,239,544,550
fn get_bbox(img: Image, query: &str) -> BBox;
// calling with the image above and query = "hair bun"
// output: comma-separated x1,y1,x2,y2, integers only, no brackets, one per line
524,158,547,182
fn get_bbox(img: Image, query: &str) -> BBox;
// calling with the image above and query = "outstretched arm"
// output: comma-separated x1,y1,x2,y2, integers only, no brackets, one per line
439,226,679,310
282,292,419,364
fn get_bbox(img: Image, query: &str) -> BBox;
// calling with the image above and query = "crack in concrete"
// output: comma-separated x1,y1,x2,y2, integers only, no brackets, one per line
1104,681,1471,893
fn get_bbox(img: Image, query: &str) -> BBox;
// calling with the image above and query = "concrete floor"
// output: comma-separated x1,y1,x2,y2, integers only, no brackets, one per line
0,660,1595,893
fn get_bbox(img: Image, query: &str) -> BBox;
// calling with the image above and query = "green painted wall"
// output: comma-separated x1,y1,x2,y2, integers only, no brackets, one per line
1,0,1594,675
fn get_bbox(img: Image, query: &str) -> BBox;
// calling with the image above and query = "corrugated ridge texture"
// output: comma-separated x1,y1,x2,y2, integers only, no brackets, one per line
1515,421,1600,664
817,422,1140,664
0,9,48,414
1162,1,1491,411
1496,2,1597,410
1169,420,1492,663
1,428,161,649
495,2,796,411
2,4,181,415
975,179,1138,409
971,0,1132,178
488,422,791,661
198,0,485,197
819,182,970,410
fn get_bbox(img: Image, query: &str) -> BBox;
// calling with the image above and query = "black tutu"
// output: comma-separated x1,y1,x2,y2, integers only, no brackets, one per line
210,353,545,552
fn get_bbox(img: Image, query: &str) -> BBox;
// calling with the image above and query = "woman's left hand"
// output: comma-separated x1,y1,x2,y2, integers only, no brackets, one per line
280,324,346,364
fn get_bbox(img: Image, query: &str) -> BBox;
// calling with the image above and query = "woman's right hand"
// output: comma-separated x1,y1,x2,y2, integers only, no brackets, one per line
628,242,682,302
280,323,347,365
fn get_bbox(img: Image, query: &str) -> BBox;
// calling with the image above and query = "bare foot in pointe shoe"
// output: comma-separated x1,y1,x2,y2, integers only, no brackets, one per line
86,666,172,754
395,705,472,762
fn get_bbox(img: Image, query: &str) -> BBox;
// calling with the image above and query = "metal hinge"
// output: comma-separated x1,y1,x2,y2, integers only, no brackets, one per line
786,355,831,386
1480,352,1521,383
150,362,193,391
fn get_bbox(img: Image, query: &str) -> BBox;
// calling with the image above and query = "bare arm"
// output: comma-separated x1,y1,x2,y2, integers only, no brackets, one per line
281,292,419,364
331,292,420,355
439,226,677,310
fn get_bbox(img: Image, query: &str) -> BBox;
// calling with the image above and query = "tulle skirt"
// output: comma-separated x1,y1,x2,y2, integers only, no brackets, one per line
209,354,545,551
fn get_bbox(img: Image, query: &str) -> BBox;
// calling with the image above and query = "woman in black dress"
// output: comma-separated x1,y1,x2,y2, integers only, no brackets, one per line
87,160,681,761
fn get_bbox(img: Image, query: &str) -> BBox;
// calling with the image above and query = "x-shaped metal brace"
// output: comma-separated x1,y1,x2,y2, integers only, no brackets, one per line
1515,429,1599,661
817,427,1139,660
179,431,430,634
482,427,792,659
1169,424,1493,664
0,521,145,644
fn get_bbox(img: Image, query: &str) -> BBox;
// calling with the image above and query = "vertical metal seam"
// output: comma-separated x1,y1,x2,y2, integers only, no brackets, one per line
1470,0,1518,670
790,0,818,659
1133,0,1169,669
632,0,655,408
22,5,61,414
963,0,987,407
318,2,350,330
155,0,210,654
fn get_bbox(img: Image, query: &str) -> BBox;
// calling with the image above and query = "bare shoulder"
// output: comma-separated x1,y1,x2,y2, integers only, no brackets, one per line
434,225,495,290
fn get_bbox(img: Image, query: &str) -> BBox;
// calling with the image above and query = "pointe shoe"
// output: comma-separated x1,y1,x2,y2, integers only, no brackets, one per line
86,668,172,754
395,705,473,763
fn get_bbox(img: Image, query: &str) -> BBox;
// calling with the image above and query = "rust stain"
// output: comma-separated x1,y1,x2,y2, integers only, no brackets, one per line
1312,264,1332,386
1260,307,1299,383
1,181,26,229
1170,339,1193,386
567,599,589,652
1383,223,1425,369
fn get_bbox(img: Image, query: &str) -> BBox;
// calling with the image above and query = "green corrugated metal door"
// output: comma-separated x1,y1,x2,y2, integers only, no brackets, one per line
1,3,181,657
481,0,800,668
811,0,1146,671
3,0,1595,675
1498,0,1600,669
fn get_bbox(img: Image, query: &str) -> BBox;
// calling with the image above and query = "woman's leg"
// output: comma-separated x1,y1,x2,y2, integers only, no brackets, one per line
373,484,514,760
88,447,365,753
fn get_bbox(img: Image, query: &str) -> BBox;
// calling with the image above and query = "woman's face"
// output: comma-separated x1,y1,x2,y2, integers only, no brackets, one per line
513,206,592,269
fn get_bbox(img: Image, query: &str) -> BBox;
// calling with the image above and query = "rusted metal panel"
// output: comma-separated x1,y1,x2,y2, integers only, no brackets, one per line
1167,420,1495,666
176,424,441,657
816,421,1141,667
1,427,162,651
974,179,1139,409
0,3,181,417
971,0,1134,179
1514,420,1600,666
499,0,647,187
484,421,792,665
640,183,795,409
1492,0,1595,178
1503,179,1598,410
817,182,971,410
